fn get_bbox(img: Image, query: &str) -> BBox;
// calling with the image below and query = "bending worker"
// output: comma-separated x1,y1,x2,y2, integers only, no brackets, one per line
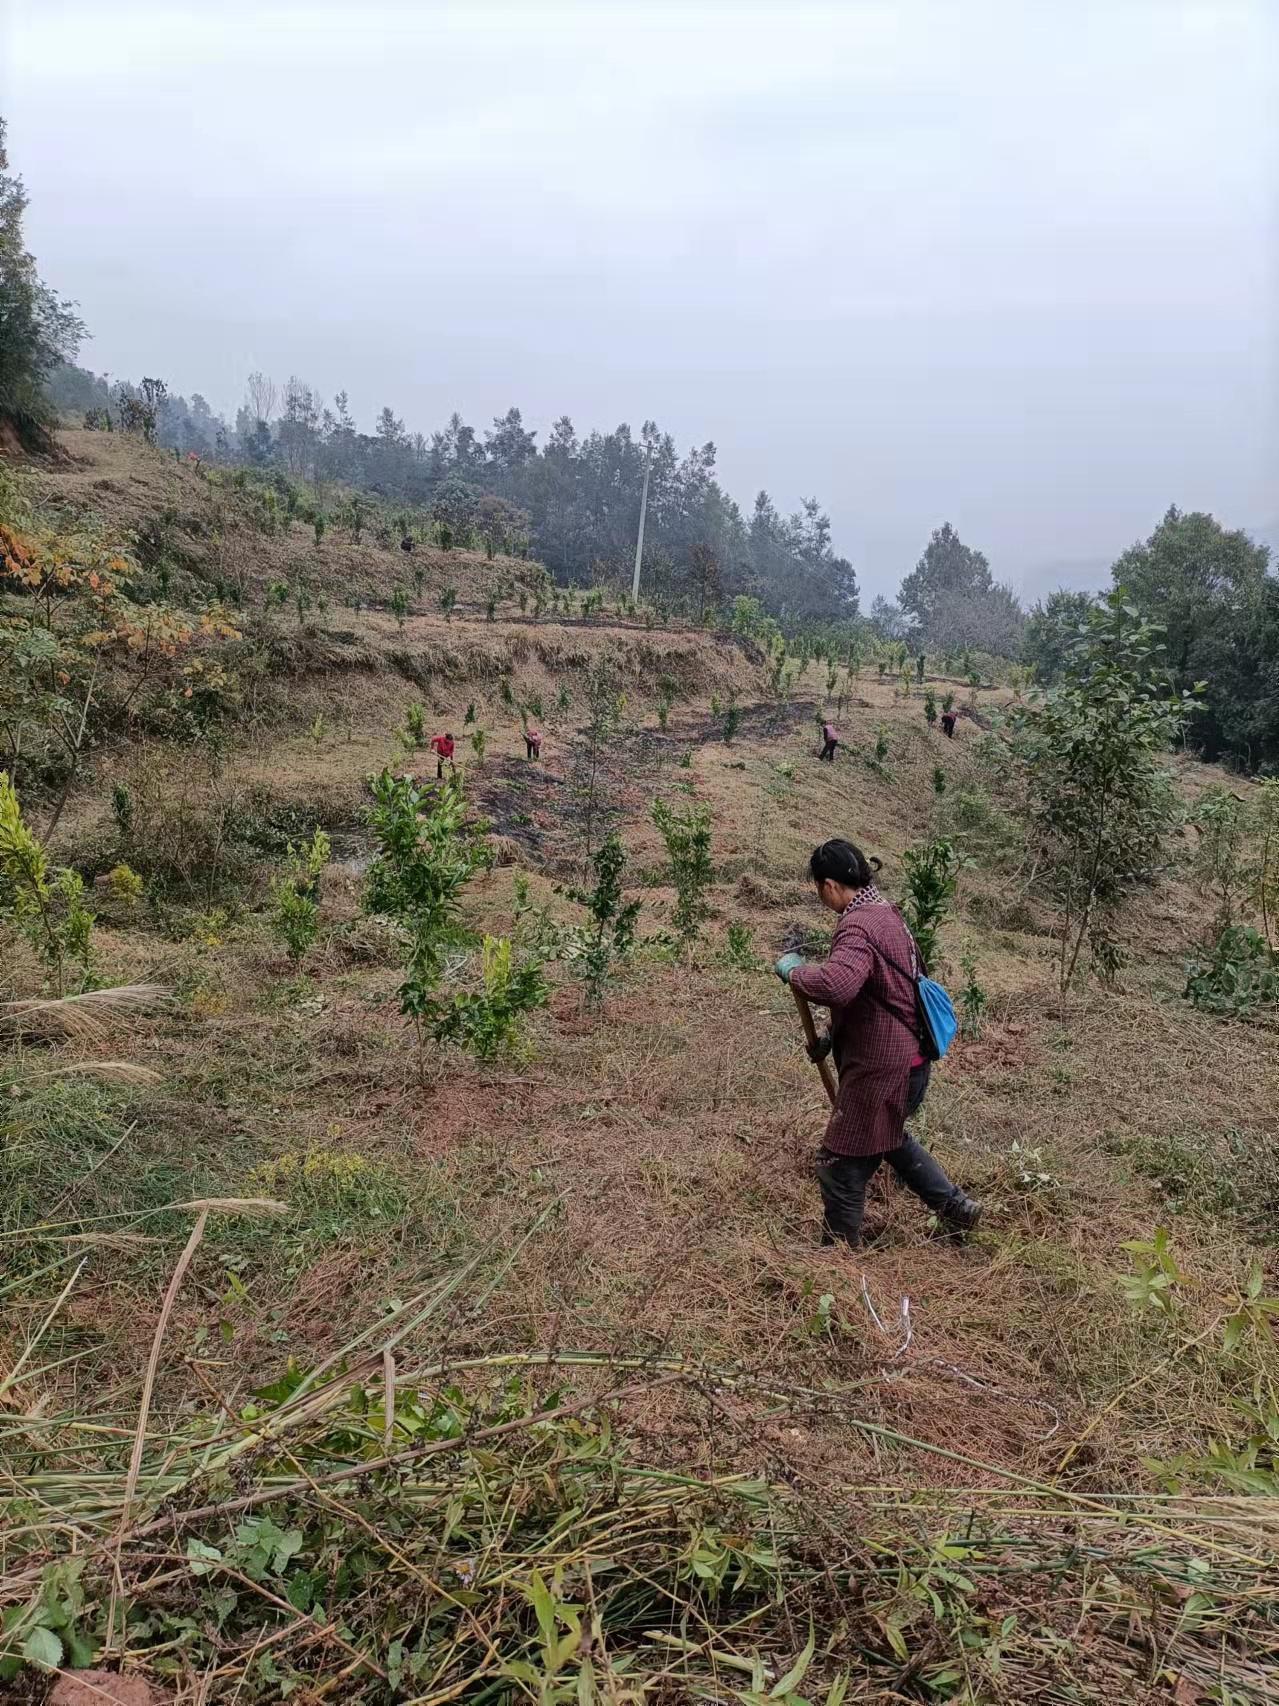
776,838,981,1248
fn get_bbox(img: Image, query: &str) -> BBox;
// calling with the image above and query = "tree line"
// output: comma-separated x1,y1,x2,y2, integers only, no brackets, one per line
50,360,1279,774
47,363,859,627
5,112,1274,772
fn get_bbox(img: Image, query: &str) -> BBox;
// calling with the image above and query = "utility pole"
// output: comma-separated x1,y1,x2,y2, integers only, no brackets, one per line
631,437,653,605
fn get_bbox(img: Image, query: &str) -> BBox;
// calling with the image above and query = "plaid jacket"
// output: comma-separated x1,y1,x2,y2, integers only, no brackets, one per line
790,899,925,1156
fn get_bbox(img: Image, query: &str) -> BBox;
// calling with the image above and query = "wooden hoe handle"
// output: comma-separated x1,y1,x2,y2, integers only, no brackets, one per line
790,985,838,1108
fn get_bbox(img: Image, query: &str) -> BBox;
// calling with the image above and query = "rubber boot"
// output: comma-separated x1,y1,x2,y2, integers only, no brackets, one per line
942,1194,982,1234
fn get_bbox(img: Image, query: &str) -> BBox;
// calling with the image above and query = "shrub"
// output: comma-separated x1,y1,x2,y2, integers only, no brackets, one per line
958,947,987,1037
652,796,714,946
429,935,546,1061
269,829,330,961
900,836,965,969
470,727,487,765
942,690,955,714
932,765,947,798
566,832,640,1008
111,782,134,838
440,587,457,622
923,689,937,728
486,597,496,623
106,862,144,908
721,700,741,744
390,587,409,630
1185,925,1279,1018
723,920,757,971
0,773,93,992
1188,785,1251,936
404,702,427,747
363,771,488,1071
1009,592,1194,989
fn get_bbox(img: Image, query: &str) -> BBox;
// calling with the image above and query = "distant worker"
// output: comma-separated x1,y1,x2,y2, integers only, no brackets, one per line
524,726,543,762
429,731,456,780
818,721,839,762
940,711,957,739
775,838,981,1249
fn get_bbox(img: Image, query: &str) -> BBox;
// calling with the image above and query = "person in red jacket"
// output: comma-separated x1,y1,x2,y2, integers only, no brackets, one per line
818,720,839,761
429,731,456,780
524,726,543,761
775,838,981,1248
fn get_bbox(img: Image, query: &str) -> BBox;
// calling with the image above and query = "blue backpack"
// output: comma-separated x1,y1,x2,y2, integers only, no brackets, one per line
870,942,959,1061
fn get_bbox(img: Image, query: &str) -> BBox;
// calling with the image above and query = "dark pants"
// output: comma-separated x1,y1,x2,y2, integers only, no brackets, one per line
819,738,837,761
815,1064,963,1246
525,739,540,760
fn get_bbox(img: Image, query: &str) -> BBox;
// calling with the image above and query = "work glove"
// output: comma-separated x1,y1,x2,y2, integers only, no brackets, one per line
806,1031,833,1063
774,952,805,984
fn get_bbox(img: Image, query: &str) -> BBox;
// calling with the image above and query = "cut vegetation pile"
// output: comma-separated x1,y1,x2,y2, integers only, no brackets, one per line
2,432,1278,1703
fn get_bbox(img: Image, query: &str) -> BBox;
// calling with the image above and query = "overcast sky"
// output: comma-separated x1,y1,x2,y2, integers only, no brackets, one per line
6,0,1277,599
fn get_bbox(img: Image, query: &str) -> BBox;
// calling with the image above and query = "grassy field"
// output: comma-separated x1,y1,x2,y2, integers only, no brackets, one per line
2,433,1278,1704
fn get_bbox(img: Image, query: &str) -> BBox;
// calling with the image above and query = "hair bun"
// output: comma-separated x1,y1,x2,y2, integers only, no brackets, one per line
868,855,882,872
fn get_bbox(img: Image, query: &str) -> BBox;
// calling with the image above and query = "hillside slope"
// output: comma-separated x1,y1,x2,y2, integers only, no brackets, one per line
2,431,1277,1703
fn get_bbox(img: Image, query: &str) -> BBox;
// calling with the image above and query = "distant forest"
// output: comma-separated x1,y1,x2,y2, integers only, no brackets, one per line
47,364,858,626
43,364,1279,774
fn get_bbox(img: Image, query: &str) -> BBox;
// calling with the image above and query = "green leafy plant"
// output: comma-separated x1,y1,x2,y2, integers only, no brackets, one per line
269,829,330,962
723,920,757,971
958,947,987,1038
470,727,487,765
111,781,134,839
312,512,326,548
0,772,93,992
868,725,890,773
932,764,947,798
941,689,955,714
652,796,714,947
485,596,496,622
404,702,428,748
390,587,409,630
923,688,937,729
429,934,546,1060
900,836,965,969
1009,593,1196,989
309,711,326,745
362,771,489,1075
721,698,741,744
440,587,458,622
463,701,476,727
106,862,143,908
1185,924,1279,1018
1188,785,1251,935
1119,1227,1184,1316
566,832,640,1007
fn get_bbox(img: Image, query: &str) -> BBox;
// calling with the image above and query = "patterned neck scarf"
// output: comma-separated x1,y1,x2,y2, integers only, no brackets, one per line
844,882,884,912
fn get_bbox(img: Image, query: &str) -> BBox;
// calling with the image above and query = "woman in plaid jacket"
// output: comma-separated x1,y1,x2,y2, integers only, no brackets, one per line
776,839,981,1248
